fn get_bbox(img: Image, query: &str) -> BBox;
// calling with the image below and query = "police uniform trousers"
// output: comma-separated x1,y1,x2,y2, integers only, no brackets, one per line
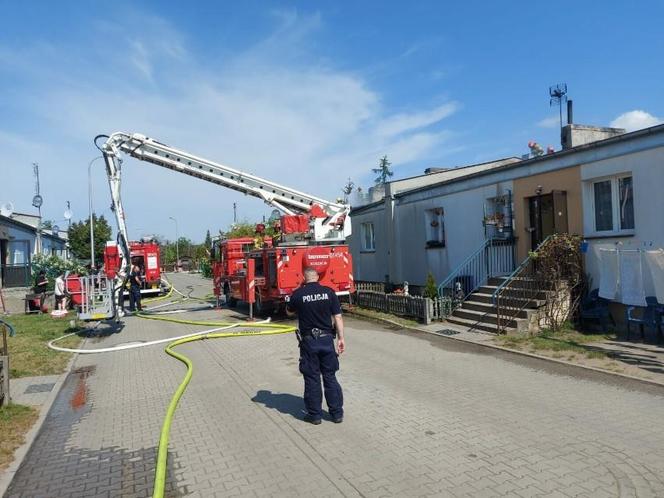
299,334,343,419
129,286,142,311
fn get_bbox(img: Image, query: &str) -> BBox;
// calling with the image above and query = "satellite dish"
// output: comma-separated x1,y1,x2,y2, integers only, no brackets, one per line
32,194,43,208
0,202,14,217
64,208,73,220
52,225,60,234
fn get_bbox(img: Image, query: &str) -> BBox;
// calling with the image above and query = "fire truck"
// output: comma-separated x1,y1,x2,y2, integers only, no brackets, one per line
212,229,354,314
93,132,354,319
104,239,163,295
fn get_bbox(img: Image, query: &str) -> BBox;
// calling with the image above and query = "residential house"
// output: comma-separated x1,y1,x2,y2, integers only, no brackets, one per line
349,121,664,331
0,213,69,288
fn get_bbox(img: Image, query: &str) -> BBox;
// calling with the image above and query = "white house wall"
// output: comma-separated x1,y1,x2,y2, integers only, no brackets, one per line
347,203,389,282
393,181,512,285
581,146,664,297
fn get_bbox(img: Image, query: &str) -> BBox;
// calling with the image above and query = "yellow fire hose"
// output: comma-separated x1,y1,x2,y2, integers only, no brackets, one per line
149,322,295,498
137,299,295,498
49,282,296,498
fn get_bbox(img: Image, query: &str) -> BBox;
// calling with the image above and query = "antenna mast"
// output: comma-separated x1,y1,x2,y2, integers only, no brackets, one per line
549,83,568,131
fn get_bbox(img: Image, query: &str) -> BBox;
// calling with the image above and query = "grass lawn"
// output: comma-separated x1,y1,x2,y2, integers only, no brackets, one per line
0,403,39,471
345,305,422,328
494,324,615,361
2,312,82,378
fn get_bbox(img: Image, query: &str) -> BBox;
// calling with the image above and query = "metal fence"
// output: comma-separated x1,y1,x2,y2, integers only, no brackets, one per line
355,290,452,324
1,263,31,288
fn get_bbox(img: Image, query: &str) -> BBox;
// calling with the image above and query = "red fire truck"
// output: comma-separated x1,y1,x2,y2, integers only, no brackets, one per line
212,233,354,314
103,239,163,295
92,132,354,319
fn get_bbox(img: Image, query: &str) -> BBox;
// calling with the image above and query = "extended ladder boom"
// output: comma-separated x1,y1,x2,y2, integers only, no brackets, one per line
98,131,352,318
103,132,349,218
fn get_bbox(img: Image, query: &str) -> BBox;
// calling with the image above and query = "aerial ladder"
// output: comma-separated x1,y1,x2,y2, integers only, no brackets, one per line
87,132,352,320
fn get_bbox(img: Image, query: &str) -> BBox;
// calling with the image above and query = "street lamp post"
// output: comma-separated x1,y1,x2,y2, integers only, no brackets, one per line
169,216,179,272
88,156,103,269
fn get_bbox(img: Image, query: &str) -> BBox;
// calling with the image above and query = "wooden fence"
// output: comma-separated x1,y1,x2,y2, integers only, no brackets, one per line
0,321,9,407
355,290,452,324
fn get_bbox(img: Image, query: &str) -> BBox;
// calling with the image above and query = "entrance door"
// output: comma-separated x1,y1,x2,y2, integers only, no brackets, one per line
528,190,568,250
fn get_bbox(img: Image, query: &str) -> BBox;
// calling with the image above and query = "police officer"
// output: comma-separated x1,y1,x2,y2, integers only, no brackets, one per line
287,267,345,425
128,263,143,313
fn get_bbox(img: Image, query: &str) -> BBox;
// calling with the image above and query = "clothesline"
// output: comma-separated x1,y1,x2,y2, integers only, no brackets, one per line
598,248,664,306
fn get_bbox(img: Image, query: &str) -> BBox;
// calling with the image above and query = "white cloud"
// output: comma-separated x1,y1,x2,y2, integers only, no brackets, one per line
610,110,662,132
0,11,459,240
374,103,459,138
537,116,560,129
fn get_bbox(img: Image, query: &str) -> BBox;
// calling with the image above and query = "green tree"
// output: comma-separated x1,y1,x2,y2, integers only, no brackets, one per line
424,272,438,299
204,229,212,248
223,222,259,238
372,155,393,185
68,215,112,264
31,253,88,290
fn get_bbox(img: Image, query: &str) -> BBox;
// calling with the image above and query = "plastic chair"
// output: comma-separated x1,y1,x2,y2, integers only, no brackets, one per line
580,289,612,330
626,296,662,342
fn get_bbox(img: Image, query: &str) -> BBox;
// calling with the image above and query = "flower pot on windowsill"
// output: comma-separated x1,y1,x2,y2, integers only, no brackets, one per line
426,240,445,249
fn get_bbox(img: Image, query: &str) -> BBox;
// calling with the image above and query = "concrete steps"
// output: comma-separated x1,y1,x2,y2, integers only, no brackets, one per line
446,276,543,334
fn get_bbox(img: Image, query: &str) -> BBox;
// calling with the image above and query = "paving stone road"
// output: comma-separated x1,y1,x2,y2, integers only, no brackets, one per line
5,272,664,497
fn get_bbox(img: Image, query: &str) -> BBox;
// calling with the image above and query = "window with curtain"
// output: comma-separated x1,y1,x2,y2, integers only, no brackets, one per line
619,176,634,230
425,208,445,247
361,222,375,251
593,180,613,231
590,175,634,234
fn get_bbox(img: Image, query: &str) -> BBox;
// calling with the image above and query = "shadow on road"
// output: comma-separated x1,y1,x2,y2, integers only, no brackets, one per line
251,390,303,419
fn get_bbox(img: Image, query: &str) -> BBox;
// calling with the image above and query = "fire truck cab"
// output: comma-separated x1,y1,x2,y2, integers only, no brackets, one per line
104,239,162,295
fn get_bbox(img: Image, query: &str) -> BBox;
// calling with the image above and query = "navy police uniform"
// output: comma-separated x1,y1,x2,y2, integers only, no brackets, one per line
128,269,143,312
287,281,343,421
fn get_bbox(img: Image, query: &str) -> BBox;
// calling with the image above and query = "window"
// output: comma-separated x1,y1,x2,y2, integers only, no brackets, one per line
361,222,375,251
589,175,635,234
619,176,634,230
593,180,613,231
425,208,445,248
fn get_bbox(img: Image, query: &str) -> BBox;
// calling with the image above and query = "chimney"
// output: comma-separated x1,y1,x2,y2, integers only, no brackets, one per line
567,100,573,125
561,124,626,150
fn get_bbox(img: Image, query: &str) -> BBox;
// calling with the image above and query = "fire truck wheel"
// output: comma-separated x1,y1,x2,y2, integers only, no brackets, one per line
255,292,272,317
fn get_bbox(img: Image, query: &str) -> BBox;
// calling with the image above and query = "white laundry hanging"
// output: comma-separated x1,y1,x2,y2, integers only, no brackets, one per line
598,249,619,300
645,250,664,303
619,250,646,306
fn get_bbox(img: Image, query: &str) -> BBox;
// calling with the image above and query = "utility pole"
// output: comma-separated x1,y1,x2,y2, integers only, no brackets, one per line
32,163,43,254
169,216,179,272
88,156,103,269
233,202,237,223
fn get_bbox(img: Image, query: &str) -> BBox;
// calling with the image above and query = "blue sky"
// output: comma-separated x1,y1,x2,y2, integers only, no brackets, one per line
1,1,662,242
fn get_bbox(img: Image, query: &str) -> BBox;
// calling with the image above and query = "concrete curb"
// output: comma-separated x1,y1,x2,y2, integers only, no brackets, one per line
0,352,78,497
345,308,664,390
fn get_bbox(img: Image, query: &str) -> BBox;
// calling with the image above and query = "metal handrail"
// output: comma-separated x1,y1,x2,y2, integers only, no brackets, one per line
491,235,553,302
437,237,515,304
437,239,491,293
492,235,554,333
